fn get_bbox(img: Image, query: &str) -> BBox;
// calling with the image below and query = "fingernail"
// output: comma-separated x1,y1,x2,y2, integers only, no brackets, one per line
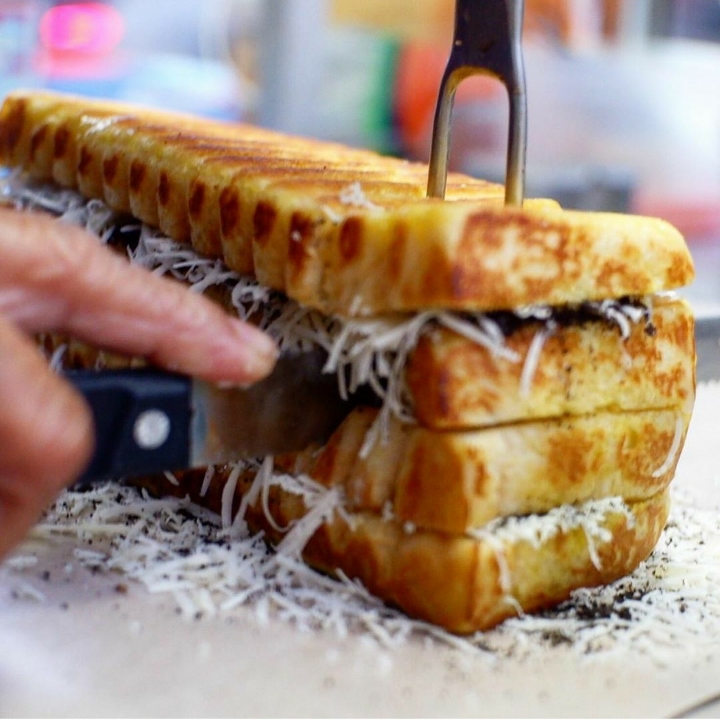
228,319,278,379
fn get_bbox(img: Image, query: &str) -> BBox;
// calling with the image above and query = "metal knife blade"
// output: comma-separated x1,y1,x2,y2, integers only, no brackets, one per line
189,348,351,465
67,349,353,485
696,316,720,382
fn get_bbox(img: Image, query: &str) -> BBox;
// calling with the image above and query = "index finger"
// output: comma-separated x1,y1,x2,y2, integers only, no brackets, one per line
0,207,278,384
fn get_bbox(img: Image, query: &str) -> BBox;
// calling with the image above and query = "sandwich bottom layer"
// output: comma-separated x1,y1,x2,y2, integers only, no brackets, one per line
131,468,670,634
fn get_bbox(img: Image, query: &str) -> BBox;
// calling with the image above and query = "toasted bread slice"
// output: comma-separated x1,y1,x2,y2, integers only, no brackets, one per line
0,90,694,316
133,466,670,634
407,295,696,429
276,405,684,533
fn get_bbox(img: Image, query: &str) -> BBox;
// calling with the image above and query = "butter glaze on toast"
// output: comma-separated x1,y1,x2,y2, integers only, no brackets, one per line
0,90,694,316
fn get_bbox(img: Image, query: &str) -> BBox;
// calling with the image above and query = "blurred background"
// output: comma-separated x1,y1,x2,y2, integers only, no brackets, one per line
1,0,719,309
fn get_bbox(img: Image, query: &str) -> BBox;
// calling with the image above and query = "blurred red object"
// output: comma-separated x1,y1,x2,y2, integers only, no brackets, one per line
394,43,503,162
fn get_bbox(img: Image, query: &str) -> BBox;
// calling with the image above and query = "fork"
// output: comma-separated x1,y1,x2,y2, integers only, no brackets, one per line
426,0,527,206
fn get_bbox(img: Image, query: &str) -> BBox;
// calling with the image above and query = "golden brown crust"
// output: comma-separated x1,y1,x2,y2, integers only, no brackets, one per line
0,90,694,316
298,491,669,633
276,405,685,533
134,467,670,634
407,296,696,429
318,203,693,315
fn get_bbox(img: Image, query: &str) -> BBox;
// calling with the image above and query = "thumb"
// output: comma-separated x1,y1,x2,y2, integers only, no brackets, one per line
0,314,93,559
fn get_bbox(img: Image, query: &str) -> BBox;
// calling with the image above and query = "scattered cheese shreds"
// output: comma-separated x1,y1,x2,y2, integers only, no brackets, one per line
469,496,632,549
276,486,343,559
338,182,380,211
4,555,39,571
199,466,215,498
519,323,554,397
11,579,47,603
19,480,720,662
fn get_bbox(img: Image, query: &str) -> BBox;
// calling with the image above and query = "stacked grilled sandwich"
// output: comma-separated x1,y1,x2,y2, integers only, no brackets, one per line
0,90,696,633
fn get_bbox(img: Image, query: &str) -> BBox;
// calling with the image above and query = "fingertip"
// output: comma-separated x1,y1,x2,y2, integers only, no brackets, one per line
227,319,279,382
160,314,279,386
0,320,95,561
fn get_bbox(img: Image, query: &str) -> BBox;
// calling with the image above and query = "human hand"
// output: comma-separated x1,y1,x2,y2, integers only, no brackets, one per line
0,207,278,559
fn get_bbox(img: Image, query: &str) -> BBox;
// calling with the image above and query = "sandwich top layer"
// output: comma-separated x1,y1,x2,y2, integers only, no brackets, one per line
0,90,694,317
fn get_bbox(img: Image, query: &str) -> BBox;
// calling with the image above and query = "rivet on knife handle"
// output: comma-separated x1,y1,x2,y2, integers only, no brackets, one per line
427,0,527,206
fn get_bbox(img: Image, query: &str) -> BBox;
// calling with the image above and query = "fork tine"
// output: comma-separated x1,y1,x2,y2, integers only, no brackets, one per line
426,68,463,200
426,0,527,206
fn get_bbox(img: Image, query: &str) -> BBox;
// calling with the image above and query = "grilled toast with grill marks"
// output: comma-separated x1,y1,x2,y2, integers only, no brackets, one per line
4,89,696,632
0,90,693,317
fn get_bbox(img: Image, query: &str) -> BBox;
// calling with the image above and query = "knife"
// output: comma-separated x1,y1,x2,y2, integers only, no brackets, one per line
695,315,720,382
67,349,353,485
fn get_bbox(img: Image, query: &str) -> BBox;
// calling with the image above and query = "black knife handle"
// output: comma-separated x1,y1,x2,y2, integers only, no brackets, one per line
66,369,192,486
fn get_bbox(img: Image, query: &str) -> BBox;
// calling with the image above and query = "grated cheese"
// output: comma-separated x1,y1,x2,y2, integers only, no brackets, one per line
4,555,38,571
436,313,520,363
14,480,719,662
276,485,343,559
469,496,632,548
11,579,47,603
220,463,244,530
470,496,633,588
199,466,215,498
163,471,180,487
48,343,68,373
338,182,380,211
519,323,555,397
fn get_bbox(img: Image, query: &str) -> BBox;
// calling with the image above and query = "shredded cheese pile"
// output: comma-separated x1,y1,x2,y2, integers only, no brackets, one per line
7,480,716,661
28,481,436,647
